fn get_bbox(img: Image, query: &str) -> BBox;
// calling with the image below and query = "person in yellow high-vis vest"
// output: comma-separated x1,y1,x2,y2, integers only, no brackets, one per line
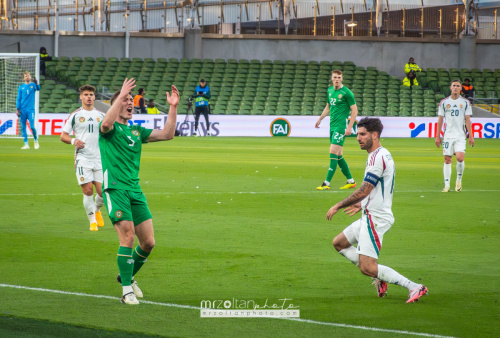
404,57,421,74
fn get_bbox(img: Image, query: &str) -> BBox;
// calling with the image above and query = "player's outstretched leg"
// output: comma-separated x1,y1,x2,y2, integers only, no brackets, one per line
317,154,338,190
338,155,356,189
377,264,427,303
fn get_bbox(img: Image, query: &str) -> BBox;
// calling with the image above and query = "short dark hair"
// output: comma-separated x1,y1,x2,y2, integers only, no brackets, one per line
451,79,462,85
138,88,145,95
147,99,155,108
79,84,96,93
200,78,205,83
110,90,132,105
357,117,384,138
464,78,470,82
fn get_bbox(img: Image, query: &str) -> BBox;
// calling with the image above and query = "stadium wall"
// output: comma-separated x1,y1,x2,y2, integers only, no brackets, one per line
0,31,499,78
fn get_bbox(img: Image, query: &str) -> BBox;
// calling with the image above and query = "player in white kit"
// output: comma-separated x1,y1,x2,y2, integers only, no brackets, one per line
326,118,428,303
61,85,106,231
435,80,474,192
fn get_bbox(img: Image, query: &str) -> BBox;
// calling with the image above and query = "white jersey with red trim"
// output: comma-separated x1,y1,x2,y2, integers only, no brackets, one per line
62,107,105,167
437,96,472,139
361,146,395,224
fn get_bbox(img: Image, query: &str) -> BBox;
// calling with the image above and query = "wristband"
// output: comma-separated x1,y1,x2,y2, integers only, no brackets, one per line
71,138,75,145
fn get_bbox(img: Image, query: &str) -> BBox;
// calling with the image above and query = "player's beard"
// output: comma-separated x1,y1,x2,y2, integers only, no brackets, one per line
360,136,373,150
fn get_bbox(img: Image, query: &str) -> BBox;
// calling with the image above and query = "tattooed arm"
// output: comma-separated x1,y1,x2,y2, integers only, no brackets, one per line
326,181,374,220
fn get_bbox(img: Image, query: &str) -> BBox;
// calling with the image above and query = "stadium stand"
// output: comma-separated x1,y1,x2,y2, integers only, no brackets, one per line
42,57,500,116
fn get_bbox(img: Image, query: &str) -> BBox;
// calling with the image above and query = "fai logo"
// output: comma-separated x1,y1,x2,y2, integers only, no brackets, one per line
338,94,343,99
270,118,291,137
115,210,123,218
131,130,140,136
79,117,85,123
409,122,426,138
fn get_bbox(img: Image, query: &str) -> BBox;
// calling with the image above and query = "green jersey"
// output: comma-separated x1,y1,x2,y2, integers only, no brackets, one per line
327,85,356,131
99,122,153,192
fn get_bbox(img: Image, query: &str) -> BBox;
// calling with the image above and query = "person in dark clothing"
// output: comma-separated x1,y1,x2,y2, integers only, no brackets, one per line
133,88,147,114
461,78,475,99
193,79,211,136
39,47,52,76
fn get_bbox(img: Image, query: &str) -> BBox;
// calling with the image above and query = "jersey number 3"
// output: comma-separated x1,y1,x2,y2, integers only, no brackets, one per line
126,136,135,147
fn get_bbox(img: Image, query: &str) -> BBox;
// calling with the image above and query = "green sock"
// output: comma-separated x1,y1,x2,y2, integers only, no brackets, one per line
132,245,151,276
117,246,134,286
326,154,339,183
338,156,353,180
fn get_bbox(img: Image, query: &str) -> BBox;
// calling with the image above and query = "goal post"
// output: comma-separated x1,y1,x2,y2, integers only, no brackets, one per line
0,53,40,138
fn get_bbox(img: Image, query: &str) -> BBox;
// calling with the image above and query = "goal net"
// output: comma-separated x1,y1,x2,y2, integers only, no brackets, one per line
0,53,40,138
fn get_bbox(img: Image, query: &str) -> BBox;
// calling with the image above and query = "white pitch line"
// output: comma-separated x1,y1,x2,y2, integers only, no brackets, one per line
0,283,457,338
0,190,499,197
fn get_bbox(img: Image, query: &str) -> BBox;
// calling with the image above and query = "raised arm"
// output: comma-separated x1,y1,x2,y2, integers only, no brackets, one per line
315,103,330,128
100,78,136,134
147,85,180,142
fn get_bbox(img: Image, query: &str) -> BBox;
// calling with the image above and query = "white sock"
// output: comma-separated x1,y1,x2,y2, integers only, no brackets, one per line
83,194,97,224
347,178,355,184
123,285,133,296
377,264,419,290
443,163,452,187
339,246,359,266
95,194,104,212
323,181,330,186
456,161,464,182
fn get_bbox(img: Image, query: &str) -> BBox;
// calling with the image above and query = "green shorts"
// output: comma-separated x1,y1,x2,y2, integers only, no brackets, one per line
330,129,346,146
103,189,152,225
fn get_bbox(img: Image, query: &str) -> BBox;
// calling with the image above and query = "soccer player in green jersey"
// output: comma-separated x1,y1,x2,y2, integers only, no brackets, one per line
315,69,358,190
99,78,180,305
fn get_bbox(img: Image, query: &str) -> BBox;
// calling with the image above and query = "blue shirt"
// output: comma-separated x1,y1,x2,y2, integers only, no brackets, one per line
194,85,211,107
17,82,40,113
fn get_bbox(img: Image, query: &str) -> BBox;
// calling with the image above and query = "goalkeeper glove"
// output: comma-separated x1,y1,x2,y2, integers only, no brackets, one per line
32,77,38,85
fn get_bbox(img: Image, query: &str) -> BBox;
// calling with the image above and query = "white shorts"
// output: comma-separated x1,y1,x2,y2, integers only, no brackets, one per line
343,213,393,259
75,161,102,185
442,138,466,157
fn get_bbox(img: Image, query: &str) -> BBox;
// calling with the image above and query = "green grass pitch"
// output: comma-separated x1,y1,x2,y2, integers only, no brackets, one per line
0,135,499,337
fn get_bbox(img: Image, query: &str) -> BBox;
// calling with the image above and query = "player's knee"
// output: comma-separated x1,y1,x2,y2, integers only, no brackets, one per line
142,239,155,252
332,235,345,252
